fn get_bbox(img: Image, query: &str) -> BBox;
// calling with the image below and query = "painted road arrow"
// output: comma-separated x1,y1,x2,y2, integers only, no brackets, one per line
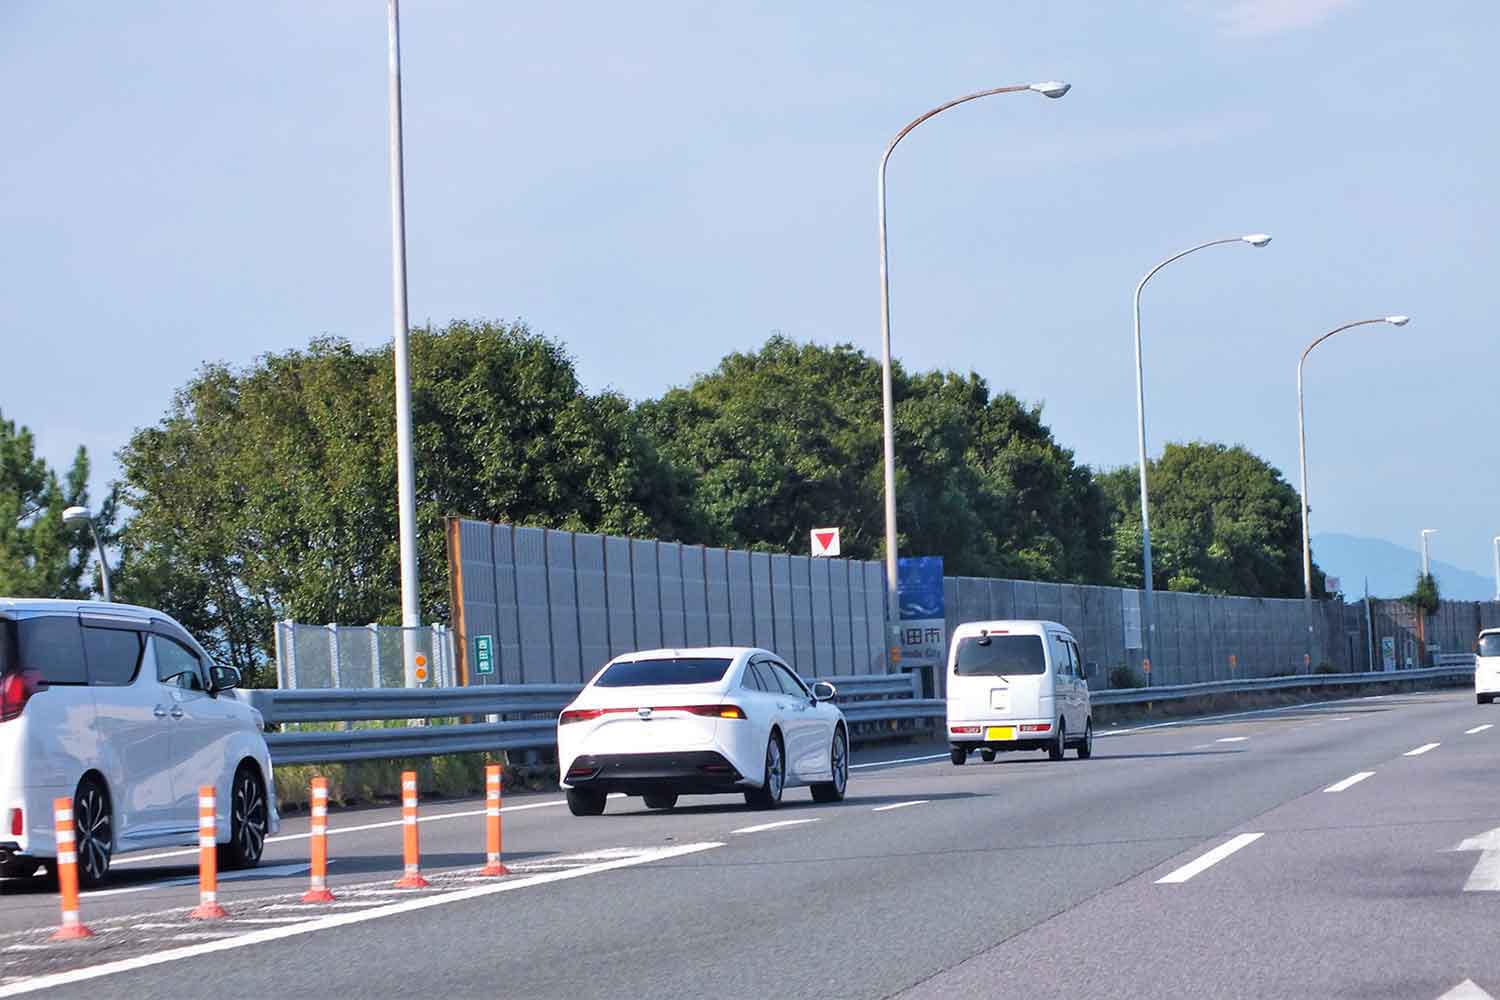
1437,980,1496,999
1448,827,1500,892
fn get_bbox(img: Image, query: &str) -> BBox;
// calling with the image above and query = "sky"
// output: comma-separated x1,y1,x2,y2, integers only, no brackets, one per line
2,1,1496,583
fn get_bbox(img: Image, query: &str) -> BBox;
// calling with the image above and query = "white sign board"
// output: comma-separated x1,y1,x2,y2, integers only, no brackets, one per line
810,527,841,558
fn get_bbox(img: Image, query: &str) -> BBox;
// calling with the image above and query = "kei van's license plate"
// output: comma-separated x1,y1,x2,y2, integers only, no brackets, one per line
985,726,1015,741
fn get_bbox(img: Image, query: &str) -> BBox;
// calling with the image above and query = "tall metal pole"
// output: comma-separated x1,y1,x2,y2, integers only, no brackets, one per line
1131,234,1269,679
87,522,113,604
1492,536,1499,602
1295,316,1406,673
877,81,1069,636
388,0,422,686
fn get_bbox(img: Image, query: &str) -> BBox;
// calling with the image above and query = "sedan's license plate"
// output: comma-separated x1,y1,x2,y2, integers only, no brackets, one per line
985,726,1015,741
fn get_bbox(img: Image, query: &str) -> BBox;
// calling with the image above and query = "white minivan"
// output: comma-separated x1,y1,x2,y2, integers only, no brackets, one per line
0,599,278,886
945,620,1093,765
1476,629,1500,704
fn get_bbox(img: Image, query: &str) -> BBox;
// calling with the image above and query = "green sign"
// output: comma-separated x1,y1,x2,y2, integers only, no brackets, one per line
474,634,495,676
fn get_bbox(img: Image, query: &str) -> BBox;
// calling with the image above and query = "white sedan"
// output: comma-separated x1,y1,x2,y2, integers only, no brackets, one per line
556,647,849,816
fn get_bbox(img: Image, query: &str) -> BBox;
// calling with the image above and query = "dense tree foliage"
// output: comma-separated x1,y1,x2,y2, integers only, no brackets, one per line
1099,441,1320,598
0,411,111,599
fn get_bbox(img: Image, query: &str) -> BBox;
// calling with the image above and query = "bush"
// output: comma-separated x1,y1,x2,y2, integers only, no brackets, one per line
1315,661,1339,674
1108,665,1144,689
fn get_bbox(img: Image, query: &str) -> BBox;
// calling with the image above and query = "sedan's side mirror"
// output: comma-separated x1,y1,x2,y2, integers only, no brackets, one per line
209,664,242,693
812,680,837,702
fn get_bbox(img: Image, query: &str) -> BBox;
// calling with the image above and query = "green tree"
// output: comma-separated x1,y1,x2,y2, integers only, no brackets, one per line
1100,441,1319,598
0,410,111,599
637,336,1111,581
117,320,695,675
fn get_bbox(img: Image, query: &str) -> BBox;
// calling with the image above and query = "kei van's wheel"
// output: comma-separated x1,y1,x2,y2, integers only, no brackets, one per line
220,765,268,870
950,747,967,766
979,748,997,763
745,734,785,809
643,792,679,810
1048,720,1067,761
1077,719,1093,760
1480,694,1492,705
73,777,113,889
567,788,608,816
811,728,848,803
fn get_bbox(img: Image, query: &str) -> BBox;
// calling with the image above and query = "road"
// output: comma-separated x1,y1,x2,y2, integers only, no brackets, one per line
3,688,1499,999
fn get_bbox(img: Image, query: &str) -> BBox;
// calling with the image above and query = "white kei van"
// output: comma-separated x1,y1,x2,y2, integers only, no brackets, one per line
1476,629,1500,704
946,620,1093,765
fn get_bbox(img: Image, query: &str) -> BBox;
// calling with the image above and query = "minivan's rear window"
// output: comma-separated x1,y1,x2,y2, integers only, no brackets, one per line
595,657,732,687
1480,634,1500,657
954,634,1046,676
11,615,88,684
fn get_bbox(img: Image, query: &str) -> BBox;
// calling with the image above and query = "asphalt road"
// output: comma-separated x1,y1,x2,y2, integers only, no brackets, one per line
4,689,1499,999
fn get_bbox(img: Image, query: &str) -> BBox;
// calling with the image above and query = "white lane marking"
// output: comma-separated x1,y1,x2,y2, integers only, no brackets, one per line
850,753,949,770
1330,716,1353,721
1324,771,1375,793
1467,724,1494,735
872,800,929,812
1437,980,1496,1000
114,795,626,868
1451,827,1500,892
731,819,819,835
1155,833,1264,884
86,862,313,898
0,842,723,998
1215,737,1248,743
1405,743,1441,756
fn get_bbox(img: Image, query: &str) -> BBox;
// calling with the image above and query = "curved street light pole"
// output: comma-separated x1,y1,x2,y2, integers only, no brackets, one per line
1132,234,1270,679
1297,316,1409,671
878,81,1070,634
1492,536,1499,602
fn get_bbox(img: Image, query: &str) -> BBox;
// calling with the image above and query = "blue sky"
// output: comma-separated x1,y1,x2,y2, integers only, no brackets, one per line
2,1,1496,581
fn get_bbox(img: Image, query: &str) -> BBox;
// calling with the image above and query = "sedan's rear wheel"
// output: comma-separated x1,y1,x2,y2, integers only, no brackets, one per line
566,788,607,816
643,792,678,810
745,734,785,809
73,778,112,889
811,728,848,803
220,765,268,870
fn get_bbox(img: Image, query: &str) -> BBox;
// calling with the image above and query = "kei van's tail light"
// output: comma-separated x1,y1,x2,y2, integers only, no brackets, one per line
1020,723,1052,733
950,726,982,735
0,669,46,723
8,807,22,837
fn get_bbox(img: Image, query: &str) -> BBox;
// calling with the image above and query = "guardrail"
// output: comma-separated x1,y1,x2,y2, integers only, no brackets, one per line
244,663,1473,765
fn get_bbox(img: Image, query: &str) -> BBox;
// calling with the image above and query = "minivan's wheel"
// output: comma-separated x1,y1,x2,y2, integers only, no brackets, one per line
745,734,785,809
1077,719,1093,760
979,748,997,763
73,778,112,889
811,728,848,803
950,746,967,766
643,792,679,810
1048,720,1067,761
220,765,268,870
566,788,607,816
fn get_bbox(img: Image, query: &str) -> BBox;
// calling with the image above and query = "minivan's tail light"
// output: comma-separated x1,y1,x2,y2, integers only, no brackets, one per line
7,808,21,837
0,669,46,723
1020,723,1052,733
950,725,982,735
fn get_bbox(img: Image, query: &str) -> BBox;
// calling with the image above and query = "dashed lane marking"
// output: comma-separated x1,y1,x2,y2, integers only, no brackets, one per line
872,800,929,812
1405,743,1441,756
731,819,819,835
1215,737,1249,743
1466,724,1493,735
1324,772,1375,793
1155,833,1264,884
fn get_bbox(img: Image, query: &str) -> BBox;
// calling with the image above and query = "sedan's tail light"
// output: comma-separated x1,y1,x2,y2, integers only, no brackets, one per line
0,669,46,723
660,704,746,720
560,708,604,725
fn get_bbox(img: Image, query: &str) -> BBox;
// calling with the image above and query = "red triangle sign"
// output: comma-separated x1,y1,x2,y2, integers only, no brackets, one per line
814,531,836,550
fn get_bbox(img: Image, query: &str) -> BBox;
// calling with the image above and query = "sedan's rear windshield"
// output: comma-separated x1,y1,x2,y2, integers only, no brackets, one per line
595,657,733,687
1480,634,1500,657
953,634,1046,676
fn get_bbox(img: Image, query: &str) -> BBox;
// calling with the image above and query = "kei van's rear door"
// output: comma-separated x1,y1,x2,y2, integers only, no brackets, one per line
948,631,1049,721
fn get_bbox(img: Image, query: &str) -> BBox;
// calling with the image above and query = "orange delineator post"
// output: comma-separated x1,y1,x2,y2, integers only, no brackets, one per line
480,764,509,877
189,785,228,920
394,770,429,889
50,796,93,941
302,777,336,903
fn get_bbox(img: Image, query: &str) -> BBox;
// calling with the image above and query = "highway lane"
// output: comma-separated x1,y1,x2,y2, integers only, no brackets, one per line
3,689,1495,998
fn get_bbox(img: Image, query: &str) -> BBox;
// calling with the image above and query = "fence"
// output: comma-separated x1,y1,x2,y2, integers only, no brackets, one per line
273,621,458,689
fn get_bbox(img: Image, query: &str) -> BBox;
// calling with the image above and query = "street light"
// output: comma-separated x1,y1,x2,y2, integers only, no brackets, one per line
1131,234,1271,674
1296,315,1409,671
62,506,113,603
877,80,1071,622
387,0,422,687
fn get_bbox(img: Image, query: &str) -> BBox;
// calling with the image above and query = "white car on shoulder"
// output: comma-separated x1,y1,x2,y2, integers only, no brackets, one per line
1477,629,1500,704
556,647,849,816
0,599,278,886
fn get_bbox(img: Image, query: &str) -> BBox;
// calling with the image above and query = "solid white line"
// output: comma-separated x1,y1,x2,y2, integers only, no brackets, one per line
0,841,723,998
1467,724,1494,735
86,862,312,898
731,819,819,835
1324,771,1375,793
1155,833,1264,884
849,753,949,770
1215,737,1248,743
114,794,626,868
872,800,929,812
1405,742,1441,756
